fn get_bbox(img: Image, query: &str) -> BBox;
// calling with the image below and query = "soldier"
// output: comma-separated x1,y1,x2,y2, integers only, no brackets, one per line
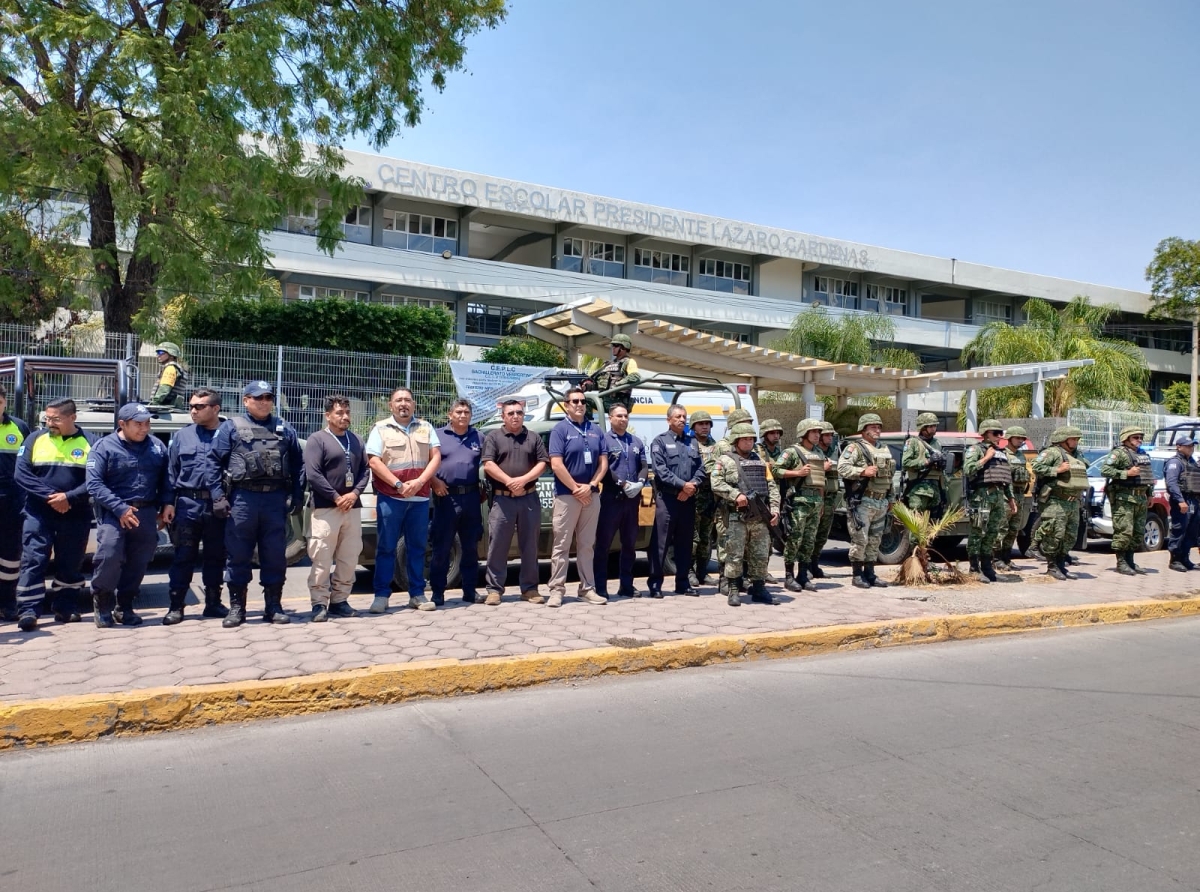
774,418,827,592
162,387,229,624
837,413,895,589
647,404,704,597
900,412,947,516
1164,437,1200,572
150,342,188,408
86,403,173,627
756,418,787,584
1031,426,1089,580
994,425,1032,571
581,334,642,413
710,407,753,597
0,384,30,622
962,421,1018,584
809,421,841,580
688,410,717,587
1101,426,1153,576
710,423,781,607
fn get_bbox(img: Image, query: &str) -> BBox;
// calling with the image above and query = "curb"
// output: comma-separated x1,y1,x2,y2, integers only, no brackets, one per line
4,596,1199,750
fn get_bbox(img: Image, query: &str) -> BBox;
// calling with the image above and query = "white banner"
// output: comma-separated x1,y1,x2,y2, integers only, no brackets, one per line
449,361,554,418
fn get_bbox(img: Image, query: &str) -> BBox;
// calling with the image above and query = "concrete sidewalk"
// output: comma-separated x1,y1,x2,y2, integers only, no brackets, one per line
1,546,1194,705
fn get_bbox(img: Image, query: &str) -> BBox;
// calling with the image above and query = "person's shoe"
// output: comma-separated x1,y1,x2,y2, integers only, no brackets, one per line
727,577,742,607
675,586,698,596
980,557,998,584
1057,557,1074,579
616,586,639,599
520,589,544,604
369,596,390,614
968,556,980,574
1127,551,1150,575
851,562,871,590
485,591,502,606
202,586,229,619
1170,559,1189,572
0,604,18,623
797,565,817,592
695,570,711,586
163,589,187,626
408,595,436,612
809,560,825,580
578,590,607,605
718,577,729,596
263,587,291,624
93,591,115,628
1183,559,1197,571
865,562,889,588
310,604,329,623
223,588,247,628
53,608,82,623
784,563,802,592
765,572,780,584
17,610,38,632
113,596,143,627
431,594,445,607
1115,554,1137,576
688,569,701,589
546,592,563,608
1047,560,1068,581
993,558,1013,572
648,587,664,599
1064,553,1080,565
328,601,357,618
462,592,479,604
749,580,778,605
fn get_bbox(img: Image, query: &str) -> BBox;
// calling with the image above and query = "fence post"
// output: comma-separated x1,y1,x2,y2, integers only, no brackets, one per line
406,354,412,390
276,345,284,402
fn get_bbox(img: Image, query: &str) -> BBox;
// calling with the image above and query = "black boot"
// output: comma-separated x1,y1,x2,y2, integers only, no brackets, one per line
719,576,730,596
1047,559,1067,581
163,589,187,626
202,586,229,619
223,587,247,628
1170,551,1189,572
112,592,143,626
1115,553,1136,576
93,590,115,628
809,559,825,579
797,564,816,592
1057,557,1073,579
784,562,802,592
1127,551,1149,575
980,556,998,583
969,555,980,574
262,584,291,625
852,562,870,589
727,576,742,607
749,580,778,605
865,561,889,588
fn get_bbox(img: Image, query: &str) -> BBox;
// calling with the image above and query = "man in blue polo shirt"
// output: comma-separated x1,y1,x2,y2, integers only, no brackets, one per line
429,399,484,606
594,403,647,599
547,387,608,608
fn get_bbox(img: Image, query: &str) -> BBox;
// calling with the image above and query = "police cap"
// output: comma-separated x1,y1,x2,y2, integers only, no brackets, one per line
243,380,274,398
118,402,152,422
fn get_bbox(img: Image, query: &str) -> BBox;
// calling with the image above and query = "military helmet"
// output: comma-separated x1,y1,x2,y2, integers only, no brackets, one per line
820,421,836,434
760,418,783,434
979,419,1003,434
156,341,181,358
729,422,757,441
1004,425,1028,439
796,417,823,438
1119,425,1144,443
610,334,632,350
916,412,938,428
725,408,752,428
1050,425,1083,445
857,412,883,432
689,410,712,425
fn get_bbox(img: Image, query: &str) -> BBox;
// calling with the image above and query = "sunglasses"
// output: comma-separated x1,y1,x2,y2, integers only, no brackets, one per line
247,394,274,401
566,399,586,405
189,403,215,410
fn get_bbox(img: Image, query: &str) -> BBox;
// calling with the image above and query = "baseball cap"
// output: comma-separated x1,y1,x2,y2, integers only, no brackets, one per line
118,403,152,422
243,380,274,397
1178,437,1196,446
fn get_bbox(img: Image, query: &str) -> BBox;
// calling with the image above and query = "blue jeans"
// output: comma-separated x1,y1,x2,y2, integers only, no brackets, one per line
374,495,429,599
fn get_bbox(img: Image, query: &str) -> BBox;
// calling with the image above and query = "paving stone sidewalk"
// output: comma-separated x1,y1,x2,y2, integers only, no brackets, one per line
1,548,1194,703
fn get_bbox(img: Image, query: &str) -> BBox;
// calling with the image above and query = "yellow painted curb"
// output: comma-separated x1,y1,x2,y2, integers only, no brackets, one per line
4,595,1200,751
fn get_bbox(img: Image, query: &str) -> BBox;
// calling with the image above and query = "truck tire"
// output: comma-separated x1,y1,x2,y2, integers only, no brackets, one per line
394,534,462,590
875,520,912,565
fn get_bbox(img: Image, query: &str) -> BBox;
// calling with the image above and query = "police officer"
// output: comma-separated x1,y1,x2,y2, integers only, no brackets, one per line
709,407,753,597
647,403,704,597
810,421,841,580
711,423,781,606
1164,437,1200,572
86,403,173,627
901,413,946,516
775,418,827,593
162,388,229,624
13,398,95,631
994,426,1032,571
581,334,642,413
962,421,1018,584
150,342,188,408
837,413,895,589
429,399,484,607
0,384,30,622
688,410,717,587
1101,426,1152,576
1032,426,1089,580
207,380,304,627
594,403,647,598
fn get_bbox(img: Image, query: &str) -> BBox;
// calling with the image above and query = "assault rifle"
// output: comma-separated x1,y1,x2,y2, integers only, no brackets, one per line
734,465,787,553
900,449,947,521
843,442,870,532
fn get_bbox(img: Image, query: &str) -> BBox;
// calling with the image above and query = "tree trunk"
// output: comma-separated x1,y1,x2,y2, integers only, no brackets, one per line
87,172,158,334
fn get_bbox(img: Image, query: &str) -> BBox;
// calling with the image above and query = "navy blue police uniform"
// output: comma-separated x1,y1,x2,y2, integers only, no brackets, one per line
593,428,647,598
429,422,484,606
0,411,31,620
86,403,169,627
13,423,96,629
163,421,228,622
648,427,705,596
206,381,303,626
1164,440,1200,570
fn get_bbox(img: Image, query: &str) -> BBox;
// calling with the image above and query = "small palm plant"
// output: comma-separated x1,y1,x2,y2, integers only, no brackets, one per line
890,503,967,586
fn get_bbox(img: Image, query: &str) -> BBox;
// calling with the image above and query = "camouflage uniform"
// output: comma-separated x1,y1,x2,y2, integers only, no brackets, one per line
711,408,753,595
837,413,895,589
584,334,643,413
1101,426,1152,576
810,422,841,578
774,418,826,592
962,421,1016,583
711,423,781,606
900,414,946,515
1032,426,1089,580
995,426,1032,568
690,411,717,584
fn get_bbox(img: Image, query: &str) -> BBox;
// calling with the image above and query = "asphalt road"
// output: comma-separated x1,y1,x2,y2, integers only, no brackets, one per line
4,619,1200,892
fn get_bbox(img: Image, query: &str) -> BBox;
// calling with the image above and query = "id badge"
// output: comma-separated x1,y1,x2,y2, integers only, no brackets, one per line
344,470,354,487
584,450,593,466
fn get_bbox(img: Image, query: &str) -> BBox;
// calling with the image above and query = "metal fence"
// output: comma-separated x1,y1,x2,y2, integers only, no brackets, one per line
1067,407,1194,450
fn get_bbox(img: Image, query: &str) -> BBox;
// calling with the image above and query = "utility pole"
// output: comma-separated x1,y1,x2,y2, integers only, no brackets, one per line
1192,314,1198,418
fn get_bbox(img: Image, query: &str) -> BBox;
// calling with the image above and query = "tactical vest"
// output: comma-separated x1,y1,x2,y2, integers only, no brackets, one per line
225,416,287,490
798,443,826,491
162,361,188,404
734,452,770,499
1053,448,1090,495
1005,447,1030,487
1179,459,1200,495
856,441,895,498
1112,446,1152,490
593,358,630,392
907,436,944,483
822,443,840,480
973,446,1013,487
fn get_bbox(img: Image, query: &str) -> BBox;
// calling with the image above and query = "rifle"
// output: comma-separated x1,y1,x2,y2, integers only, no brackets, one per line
733,464,787,553
900,448,947,520
843,442,869,532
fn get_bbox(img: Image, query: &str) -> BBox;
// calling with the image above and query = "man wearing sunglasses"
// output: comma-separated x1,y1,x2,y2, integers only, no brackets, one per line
206,380,303,627
161,388,229,624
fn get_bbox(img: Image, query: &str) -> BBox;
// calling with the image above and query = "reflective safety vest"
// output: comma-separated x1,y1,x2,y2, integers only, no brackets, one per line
29,431,90,468
0,419,23,454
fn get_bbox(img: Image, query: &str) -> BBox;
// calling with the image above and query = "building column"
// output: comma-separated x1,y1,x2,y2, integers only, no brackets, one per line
370,193,385,248
965,390,978,432
1032,374,1045,418
802,382,816,407
457,208,473,257
895,391,908,410
455,296,468,345
750,258,761,297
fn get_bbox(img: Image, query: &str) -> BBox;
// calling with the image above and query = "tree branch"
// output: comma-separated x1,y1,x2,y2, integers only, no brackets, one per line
1,74,43,114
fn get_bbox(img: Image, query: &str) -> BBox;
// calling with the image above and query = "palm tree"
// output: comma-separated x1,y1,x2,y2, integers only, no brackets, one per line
890,503,967,585
959,296,1149,420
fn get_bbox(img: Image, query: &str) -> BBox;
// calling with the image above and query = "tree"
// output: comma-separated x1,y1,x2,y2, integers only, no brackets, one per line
1161,380,1192,416
479,336,566,368
1146,238,1200,415
959,295,1150,420
0,192,91,323
1,0,507,333
891,503,966,586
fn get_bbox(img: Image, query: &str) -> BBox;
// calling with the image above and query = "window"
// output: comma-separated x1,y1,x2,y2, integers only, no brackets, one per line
559,238,625,277
865,283,908,313
287,284,362,302
466,302,524,336
632,248,689,286
344,205,371,227
381,211,458,254
379,293,456,313
973,300,1012,324
703,328,750,343
697,258,751,295
813,277,859,307
280,197,332,236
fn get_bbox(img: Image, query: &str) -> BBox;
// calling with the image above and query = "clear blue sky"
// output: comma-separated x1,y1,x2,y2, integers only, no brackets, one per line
347,0,1198,293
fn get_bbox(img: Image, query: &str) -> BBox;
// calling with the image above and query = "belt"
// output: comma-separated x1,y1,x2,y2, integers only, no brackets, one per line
800,485,824,495
176,488,211,499
233,482,287,493
440,484,479,496
128,500,157,508
492,488,534,498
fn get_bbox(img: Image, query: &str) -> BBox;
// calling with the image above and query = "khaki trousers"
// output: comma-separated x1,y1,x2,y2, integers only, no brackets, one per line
307,506,362,606
549,493,600,597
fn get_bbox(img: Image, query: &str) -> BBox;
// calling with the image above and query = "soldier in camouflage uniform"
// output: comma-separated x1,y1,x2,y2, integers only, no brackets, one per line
581,334,643,413
809,421,840,579
994,425,1032,571
710,407,753,596
1032,426,1089,580
900,412,947,516
711,423,781,607
837,413,895,589
774,418,826,592
1101,426,1152,577
756,418,786,583
962,420,1018,584
688,410,717,587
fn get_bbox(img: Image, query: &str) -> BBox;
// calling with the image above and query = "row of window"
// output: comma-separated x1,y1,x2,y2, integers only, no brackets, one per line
288,284,371,302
